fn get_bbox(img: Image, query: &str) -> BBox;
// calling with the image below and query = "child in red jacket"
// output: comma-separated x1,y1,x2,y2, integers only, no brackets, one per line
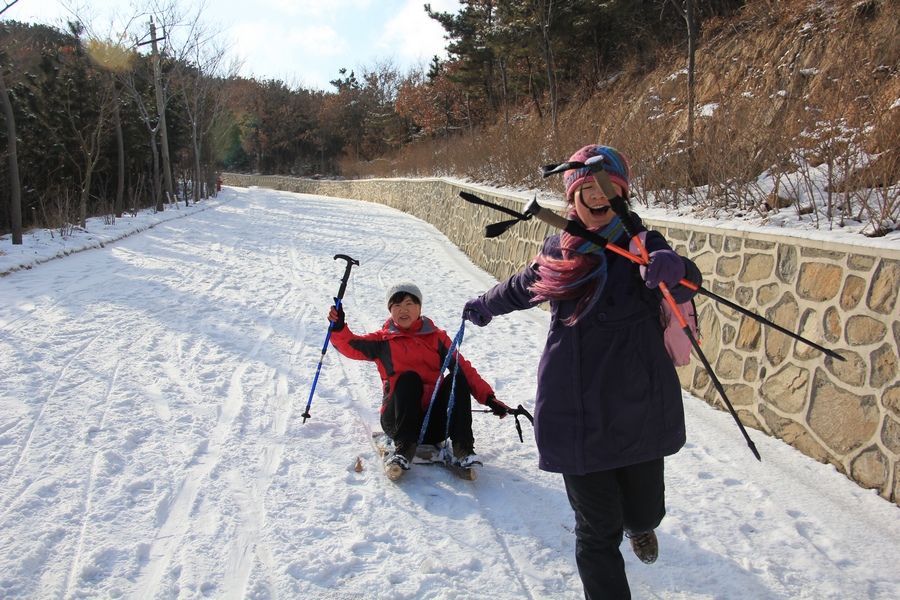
328,282,509,471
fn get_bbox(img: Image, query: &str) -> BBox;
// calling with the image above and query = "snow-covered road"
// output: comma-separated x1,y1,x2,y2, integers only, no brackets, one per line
1,186,899,599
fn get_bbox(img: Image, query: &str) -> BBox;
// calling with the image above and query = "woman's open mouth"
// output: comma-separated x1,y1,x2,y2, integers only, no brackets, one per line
580,196,611,216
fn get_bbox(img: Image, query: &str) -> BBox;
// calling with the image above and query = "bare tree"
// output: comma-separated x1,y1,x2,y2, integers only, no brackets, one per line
1,0,22,244
171,3,232,204
669,0,699,172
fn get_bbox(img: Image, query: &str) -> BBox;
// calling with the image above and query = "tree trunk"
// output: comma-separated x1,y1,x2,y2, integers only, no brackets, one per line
1,68,22,245
686,0,697,156
114,89,125,218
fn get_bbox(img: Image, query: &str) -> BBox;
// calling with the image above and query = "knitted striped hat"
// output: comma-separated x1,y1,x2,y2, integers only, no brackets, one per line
564,145,630,201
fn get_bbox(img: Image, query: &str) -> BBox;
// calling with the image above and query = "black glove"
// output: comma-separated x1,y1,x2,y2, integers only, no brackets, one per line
328,300,345,332
485,395,509,418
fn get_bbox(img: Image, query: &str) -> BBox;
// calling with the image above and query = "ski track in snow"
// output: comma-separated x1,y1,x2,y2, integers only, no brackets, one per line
1,187,899,599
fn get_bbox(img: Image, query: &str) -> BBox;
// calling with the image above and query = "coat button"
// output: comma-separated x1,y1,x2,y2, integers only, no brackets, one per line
597,312,608,321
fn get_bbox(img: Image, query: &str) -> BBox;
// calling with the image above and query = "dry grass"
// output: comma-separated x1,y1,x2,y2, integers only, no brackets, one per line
343,0,900,235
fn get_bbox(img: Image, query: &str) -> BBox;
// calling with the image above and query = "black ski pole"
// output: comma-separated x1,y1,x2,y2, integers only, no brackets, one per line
539,160,844,361
578,156,843,361
303,254,359,423
473,404,534,443
458,191,532,238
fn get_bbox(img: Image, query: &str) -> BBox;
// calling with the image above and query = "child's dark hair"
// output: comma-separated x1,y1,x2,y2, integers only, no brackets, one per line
388,291,421,308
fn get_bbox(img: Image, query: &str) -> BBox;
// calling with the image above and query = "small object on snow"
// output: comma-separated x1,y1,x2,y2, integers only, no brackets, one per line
354,457,363,472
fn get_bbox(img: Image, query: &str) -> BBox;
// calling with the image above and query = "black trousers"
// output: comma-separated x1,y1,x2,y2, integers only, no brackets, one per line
381,370,474,447
562,458,666,600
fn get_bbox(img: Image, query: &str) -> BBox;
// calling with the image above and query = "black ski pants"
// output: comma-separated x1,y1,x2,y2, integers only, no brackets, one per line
381,369,474,447
562,458,666,600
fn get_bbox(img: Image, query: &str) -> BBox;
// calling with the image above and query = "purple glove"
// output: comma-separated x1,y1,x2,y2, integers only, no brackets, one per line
462,297,492,327
641,250,685,289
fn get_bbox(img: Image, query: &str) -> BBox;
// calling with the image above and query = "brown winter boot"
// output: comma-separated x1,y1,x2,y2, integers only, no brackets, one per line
386,442,417,470
451,440,482,468
626,530,658,564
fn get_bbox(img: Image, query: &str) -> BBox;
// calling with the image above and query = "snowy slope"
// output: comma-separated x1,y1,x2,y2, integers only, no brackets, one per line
1,186,898,599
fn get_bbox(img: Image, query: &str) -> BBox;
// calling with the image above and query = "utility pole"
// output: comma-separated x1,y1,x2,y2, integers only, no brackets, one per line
147,17,174,210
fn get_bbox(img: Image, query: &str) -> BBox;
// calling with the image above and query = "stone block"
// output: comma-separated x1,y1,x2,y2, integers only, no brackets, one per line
693,365,710,391
800,248,845,260
848,254,877,271
723,383,755,406
723,323,737,345
745,238,776,250
808,368,879,455
795,308,826,361
744,356,760,382
735,286,754,307
692,251,717,276
840,275,867,311
796,262,843,301
761,364,810,413
712,279,735,301
882,416,900,454
698,304,721,359
884,383,900,419
724,236,743,252
739,253,776,282
866,259,900,315
870,343,899,389
689,232,707,253
709,234,723,252
824,350,867,387
777,244,798,283
756,283,781,306
845,315,887,346
850,447,888,492
669,228,689,241
823,306,842,344
765,294,799,366
716,349,745,380
736,317,760,351
717,255,742,278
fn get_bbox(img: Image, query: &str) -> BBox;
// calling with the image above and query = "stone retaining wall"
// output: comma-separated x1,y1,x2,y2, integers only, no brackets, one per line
223,173,900,505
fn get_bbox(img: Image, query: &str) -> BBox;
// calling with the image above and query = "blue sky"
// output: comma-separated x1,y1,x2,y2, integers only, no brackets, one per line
3,0,458,90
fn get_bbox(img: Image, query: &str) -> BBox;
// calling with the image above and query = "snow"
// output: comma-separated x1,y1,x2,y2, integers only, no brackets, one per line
1,186,899,599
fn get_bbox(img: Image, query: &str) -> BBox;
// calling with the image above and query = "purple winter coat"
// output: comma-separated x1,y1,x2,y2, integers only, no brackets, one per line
478,213,702,475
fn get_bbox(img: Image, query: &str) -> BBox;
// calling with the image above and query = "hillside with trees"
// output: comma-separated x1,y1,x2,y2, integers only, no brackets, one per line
1,0,898,242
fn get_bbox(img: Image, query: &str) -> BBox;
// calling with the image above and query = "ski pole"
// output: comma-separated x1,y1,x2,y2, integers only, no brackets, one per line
474,404,534,442
459,191,532,237
523,187,761,461
418,319,466,445
569,156,843,362
302,254,360,424
461,189,842,361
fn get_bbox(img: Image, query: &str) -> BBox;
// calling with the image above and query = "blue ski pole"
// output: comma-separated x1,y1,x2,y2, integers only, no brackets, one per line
302,254,359,423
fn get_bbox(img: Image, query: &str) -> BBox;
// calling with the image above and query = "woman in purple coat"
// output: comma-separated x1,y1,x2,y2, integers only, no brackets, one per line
463,145,702,600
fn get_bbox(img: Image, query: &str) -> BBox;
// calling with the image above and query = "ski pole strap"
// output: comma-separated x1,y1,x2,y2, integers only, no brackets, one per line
418,319,466,445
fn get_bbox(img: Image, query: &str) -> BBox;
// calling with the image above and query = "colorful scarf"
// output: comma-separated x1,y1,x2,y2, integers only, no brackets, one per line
530,213,626,325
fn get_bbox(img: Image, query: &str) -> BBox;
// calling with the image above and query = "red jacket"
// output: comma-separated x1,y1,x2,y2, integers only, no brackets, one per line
330,316,495,413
